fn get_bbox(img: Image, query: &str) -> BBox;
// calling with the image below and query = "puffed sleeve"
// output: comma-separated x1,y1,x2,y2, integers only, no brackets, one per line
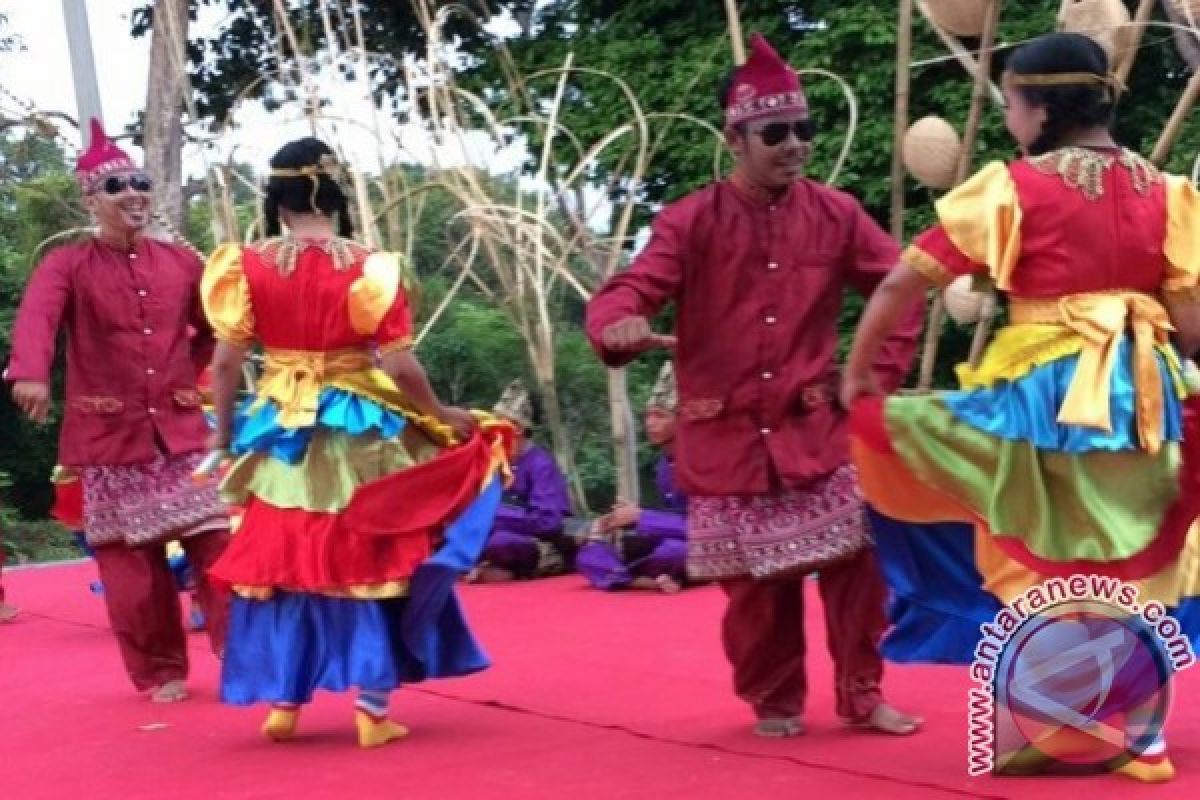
200,243,255,344
903,161,1022,290
348,251,413,352
1162,174,1200,301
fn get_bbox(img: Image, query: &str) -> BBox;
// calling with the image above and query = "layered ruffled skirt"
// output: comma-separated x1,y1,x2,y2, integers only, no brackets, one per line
213,372,509,704
850,328,1200,662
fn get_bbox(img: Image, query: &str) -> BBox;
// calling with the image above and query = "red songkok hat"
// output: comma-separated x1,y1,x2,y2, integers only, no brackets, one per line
725,34,808,126
75,118,137,188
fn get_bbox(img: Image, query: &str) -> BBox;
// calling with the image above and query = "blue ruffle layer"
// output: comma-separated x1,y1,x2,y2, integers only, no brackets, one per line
232,388,407,464
944,338,1183,453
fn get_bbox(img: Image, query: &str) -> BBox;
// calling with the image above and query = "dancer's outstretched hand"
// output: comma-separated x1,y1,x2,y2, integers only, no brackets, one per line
11,380,50,423
838,372,880,411
439,405,478,441
601,316,677,353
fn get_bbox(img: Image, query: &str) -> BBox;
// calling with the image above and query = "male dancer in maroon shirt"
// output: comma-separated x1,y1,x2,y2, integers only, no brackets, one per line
587,36,924,737
5,120,229,702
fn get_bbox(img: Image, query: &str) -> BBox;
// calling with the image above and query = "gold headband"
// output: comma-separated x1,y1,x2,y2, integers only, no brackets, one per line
268,153,341,179
1004,71,1125,96
268,154,340,214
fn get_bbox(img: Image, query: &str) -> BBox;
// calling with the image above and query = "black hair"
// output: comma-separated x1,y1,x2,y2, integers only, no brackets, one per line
1005,32,1115,156
717,68,738,112
263,137,354,238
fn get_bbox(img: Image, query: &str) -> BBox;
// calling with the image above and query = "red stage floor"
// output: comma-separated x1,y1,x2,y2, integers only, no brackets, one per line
0,561,1196,799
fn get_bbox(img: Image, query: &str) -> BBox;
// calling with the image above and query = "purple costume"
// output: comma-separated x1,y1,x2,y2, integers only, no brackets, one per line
577,455,689,590
478,444,573,577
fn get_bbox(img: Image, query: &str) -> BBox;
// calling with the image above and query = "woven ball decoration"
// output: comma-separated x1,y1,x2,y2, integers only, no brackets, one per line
943,275,987,325
903,116,962,190
1061,0,1133,64
923,0,991,37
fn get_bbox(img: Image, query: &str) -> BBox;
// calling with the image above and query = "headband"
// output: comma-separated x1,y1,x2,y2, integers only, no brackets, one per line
1004,71,1125,98
268,154,341,214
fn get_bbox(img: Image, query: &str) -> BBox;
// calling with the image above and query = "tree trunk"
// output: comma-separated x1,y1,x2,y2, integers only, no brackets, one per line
143,0,188,235
526,336,589,514
606,367,640,505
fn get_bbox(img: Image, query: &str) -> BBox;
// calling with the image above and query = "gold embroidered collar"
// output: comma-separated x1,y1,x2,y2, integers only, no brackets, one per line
1026,147,1161,201
254,236,357,275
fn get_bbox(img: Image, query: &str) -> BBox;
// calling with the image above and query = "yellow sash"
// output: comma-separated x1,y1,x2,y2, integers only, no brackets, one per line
258,347,374,429
1009,291,1173,453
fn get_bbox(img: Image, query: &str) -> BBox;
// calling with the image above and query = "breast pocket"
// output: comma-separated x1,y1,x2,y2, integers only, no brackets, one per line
785,252,840,308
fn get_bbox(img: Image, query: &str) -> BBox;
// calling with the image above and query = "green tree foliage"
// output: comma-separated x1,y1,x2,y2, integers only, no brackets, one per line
0,134,83,524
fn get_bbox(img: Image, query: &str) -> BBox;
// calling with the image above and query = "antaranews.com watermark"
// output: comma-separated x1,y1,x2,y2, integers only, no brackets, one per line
967,574,1195,776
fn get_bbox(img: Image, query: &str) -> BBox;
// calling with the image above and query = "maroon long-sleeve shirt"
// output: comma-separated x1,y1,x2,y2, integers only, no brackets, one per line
4,237,213,466
586,178,923,496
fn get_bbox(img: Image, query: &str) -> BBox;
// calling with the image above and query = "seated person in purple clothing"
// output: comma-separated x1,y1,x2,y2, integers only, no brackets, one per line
577,362,688,594
467,380,575,583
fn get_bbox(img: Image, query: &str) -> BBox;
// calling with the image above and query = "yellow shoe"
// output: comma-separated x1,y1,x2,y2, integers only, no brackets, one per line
262,707,300,742
355,709,409,748
1114,753,1176,783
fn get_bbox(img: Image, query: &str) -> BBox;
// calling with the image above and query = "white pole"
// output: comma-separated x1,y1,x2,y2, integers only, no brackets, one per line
61,0,104,144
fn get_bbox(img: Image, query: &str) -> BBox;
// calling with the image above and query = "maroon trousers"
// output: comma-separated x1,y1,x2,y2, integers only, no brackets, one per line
92,530,231,691
719,546,887,721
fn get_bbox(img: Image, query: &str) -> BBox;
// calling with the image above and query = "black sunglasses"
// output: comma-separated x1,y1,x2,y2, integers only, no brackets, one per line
752,119,817,146
93,173,154,196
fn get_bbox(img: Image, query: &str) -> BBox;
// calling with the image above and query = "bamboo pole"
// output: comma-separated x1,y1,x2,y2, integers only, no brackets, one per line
1114,0,1158,86
724,0,747,64
915,1,1005,107
1150,67,1200,164
891,0,915,238
918,0,1004,389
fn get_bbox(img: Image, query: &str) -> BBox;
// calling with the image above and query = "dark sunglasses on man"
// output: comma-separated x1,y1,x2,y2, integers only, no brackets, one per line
91,173,154,196
752,118,817,146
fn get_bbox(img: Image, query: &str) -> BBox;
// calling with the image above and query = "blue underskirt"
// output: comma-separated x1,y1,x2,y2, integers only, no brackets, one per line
220,475,504,705
867,510,1200,664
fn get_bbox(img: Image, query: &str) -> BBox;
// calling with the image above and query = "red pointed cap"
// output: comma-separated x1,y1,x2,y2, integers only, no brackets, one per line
76,118,137,188
725,34,807,125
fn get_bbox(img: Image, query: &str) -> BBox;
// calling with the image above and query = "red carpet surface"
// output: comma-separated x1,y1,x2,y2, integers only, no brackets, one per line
1,561,1196,800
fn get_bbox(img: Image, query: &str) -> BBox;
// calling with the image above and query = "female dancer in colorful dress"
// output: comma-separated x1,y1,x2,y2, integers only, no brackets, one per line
842,33,1199,783
202,138,511,747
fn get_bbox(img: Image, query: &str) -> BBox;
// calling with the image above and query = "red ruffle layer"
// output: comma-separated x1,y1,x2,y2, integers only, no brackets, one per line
210,428,510,590
209,499,433,590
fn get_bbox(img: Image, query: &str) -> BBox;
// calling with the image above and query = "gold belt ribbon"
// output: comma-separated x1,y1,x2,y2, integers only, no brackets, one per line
260,347,374,429
1009,291,1173,453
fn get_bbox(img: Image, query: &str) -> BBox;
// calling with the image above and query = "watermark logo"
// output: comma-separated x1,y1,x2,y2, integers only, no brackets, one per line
966,575,1195,776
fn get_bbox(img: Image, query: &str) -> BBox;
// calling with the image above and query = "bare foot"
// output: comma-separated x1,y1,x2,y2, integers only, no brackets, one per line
0,602,18,623
754,716,805,738
848,703,922,735
654,575,683,594
150,679,189,703
472,566,516,584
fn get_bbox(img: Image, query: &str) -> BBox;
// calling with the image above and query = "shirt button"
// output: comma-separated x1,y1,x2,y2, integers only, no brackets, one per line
765,315,777,325
762,371,774,380
767,261,779,271
760,427,771,435
148,407,158,415
129,253,138,260
146,368,156,375
137,289,148,297
143,328,153,335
